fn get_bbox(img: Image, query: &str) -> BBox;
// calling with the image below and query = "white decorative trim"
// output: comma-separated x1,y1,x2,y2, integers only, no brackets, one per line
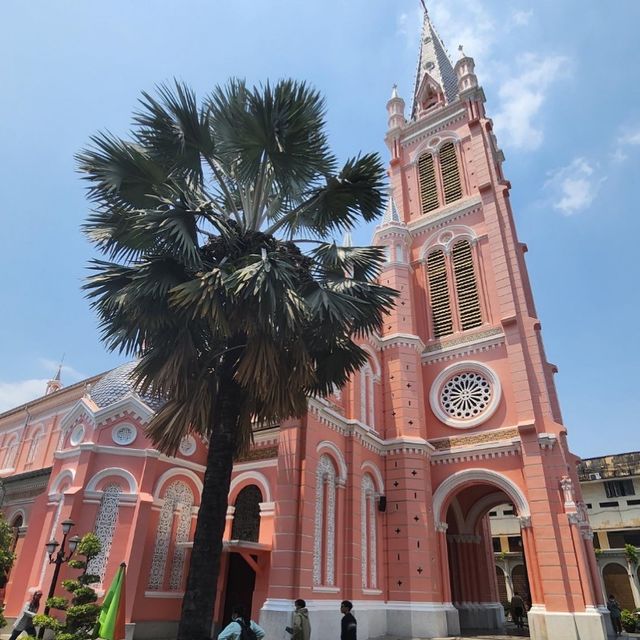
420,224,479,260
86,483,121,582
153,468,203,500
229,470,272,503
374,332,425,352
429,361,501,428
421,328,505,363
111,423,137,446
178,435,197,457
538,433,558,450
144,591,185,598
311,586,340,593
431,440,521,465
360,460,385,494
407,195,482,236
49,469,76,496
86,467,138,494
315,441,348,484
432,468,530,523
361,474,377,590
313,455,337,587
69,424,85,447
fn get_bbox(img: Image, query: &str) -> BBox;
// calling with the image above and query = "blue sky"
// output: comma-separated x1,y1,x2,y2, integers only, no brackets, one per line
0,0,638,458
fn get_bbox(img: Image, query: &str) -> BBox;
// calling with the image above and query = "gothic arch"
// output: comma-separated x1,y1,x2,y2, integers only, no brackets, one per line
433,468,530,525
316,441,348,484
464,491,508,534
86,467,138,494
229,471,272,504
361,460,384,494
49,469,75,497
421,224,478,259
359,344,381,379
153,468,203,501
9,509,26,528
410,132,462,164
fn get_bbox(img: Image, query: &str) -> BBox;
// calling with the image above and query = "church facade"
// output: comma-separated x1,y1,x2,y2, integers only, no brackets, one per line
1,11,611,640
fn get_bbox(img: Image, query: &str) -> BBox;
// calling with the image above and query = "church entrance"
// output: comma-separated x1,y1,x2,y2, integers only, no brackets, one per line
436,473,534,637
222,552,257,625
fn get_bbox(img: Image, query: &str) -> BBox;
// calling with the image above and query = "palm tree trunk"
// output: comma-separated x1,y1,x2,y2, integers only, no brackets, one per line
177,381,240,640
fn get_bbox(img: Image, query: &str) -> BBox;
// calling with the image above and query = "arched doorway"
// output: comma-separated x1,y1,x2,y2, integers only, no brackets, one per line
434,469,533,635
602,563,635,612
223,485,264,625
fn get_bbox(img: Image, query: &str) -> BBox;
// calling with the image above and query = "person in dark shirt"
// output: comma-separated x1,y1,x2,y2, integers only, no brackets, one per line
340,600,357,640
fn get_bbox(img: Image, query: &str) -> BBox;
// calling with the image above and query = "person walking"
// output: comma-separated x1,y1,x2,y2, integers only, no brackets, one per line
340,601,357,640
510,591,525,629
286,599,311,640
218,605,265,640
607,594,623,636
8,590,42,640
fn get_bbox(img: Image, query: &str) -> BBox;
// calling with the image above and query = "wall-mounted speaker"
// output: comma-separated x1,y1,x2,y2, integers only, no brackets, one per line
378,496,387,512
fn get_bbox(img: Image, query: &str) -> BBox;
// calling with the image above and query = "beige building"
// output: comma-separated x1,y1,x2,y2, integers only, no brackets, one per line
490,451,640,612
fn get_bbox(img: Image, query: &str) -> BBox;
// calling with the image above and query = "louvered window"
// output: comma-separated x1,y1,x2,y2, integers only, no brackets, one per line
418,153,439,213
427,250,453,338
452,240,482,330
439,142,463,204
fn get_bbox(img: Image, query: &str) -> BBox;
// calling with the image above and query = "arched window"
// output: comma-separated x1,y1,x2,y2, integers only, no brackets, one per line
3,436,19,469
10,514,23,554
418,153,439,214
232,485,263,542
148,481,194,591
313,455,337,587
439,142,462,204
25,428,43,465
452,240,482,330
86,484,122,583
427,250,453,338
360,475,377,589
359,364,375,429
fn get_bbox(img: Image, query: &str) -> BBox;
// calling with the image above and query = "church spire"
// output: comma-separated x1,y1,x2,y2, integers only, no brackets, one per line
45,357,64,395
411,5,458,118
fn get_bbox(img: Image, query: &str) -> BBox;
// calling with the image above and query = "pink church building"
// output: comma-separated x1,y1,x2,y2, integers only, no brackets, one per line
1,10,611,640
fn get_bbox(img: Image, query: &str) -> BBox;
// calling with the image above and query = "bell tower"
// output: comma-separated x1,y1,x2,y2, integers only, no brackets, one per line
373,8,609,639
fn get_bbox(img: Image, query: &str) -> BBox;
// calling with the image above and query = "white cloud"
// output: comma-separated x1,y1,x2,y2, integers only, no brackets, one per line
512,9,533,26
0,379,49,413
493,53,569,150
546,157,603,215
429,0,495,64
396,9,422,50
622,128,640,146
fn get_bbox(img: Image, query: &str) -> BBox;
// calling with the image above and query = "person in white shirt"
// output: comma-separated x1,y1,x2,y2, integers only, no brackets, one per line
218,605,266,640
9,590,42,640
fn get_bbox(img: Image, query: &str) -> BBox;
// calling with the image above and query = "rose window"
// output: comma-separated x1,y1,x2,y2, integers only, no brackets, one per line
440,371,492,420
430,361,501,429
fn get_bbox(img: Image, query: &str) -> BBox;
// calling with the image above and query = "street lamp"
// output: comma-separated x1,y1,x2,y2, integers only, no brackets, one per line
37,520,80,639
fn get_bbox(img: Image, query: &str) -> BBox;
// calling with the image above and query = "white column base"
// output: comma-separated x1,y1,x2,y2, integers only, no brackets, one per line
455,601,504,630
259,599,454,640
528,605,609,640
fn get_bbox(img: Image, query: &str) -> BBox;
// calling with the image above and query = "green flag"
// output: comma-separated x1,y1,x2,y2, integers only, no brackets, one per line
98,562,126,640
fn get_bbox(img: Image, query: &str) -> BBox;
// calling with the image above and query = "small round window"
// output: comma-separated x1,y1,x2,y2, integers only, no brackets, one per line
430,361,501,429
179,435,197,457
112,424,137,446
69,424,85,447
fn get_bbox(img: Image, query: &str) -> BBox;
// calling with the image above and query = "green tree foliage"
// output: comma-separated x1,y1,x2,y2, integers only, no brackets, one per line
34,533,101,640
78,79,397,640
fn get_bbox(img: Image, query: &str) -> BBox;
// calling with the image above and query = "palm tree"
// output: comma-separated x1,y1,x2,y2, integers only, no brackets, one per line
78,79,396,640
